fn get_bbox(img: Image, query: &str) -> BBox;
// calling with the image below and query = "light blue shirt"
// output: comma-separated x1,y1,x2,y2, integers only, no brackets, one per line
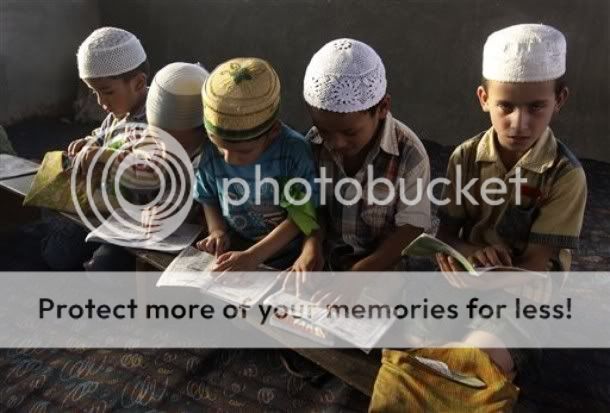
194,124,318,244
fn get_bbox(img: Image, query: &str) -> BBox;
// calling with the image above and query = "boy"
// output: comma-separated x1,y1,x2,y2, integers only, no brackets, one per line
300,38,431,271
436,21,586,381
69,27,149,157
194,58,318,271
370,24,587,412
145,62,208,158
87,62,209,270
436,24,586,275
42,27,150,270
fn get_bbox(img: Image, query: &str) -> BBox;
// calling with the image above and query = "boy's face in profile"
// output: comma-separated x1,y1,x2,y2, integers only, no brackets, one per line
84,74,146,119
208,124,277,166
308,95,390,159
477,80,568,156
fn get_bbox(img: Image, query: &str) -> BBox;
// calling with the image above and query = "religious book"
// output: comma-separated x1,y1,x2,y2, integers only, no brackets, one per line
156,246,280,307
85,208,200,253
402,233,543,275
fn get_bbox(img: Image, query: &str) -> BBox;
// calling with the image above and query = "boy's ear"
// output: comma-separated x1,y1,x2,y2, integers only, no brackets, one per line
378,94,391,119
131,72,147,92
554,86,569,112
476,86,490,112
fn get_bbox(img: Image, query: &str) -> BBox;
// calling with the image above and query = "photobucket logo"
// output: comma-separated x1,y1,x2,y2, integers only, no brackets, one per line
222,164,527,208
70,122,194,247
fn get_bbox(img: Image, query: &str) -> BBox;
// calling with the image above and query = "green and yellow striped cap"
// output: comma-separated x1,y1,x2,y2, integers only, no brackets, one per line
202,58,280,141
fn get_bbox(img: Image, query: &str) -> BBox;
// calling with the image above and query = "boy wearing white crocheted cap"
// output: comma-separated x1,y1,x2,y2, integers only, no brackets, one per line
437,25,586,284
300,38,431,272
42,27,151,272
67,27,150,165
429,23,586,385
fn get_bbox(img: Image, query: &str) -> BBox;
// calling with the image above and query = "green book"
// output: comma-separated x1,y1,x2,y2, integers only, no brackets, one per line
402,233,478,275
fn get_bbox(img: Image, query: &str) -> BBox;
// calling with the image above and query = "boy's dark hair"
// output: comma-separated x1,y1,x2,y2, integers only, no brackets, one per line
109,59,150,82
481,75,567,96
366,100,382,116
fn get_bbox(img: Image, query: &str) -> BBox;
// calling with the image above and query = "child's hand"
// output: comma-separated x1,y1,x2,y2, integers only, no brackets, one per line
349,257,377,272
68,137,95,157
283,238,324,296
291,239,324,274
468,245,512,268
196,230,230,257
211,250,260,272
436,253,465,273
76,146,102,175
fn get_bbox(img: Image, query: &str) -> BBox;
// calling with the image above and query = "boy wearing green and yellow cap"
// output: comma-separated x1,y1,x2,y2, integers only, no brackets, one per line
194,58,319,271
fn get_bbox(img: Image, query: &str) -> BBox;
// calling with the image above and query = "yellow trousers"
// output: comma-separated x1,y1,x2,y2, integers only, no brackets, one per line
369,348,519,413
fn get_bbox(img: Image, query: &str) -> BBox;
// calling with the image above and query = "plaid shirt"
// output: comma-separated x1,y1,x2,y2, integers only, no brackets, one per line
438,127,587,270
91,102,148,147
306,112,431,258
87,100,167,204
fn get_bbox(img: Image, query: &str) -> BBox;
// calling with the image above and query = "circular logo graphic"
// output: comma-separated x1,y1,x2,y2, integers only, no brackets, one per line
70,122,195,247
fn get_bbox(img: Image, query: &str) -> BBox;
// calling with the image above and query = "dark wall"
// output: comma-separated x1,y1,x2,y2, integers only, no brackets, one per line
0,0,101,125
101,0,608,161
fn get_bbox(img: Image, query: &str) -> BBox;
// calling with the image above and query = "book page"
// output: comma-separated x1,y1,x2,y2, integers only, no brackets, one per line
269,313,334,346
156,246,215,288
476,266,546,276
402,233,477,275
264,290,393,349
317,293,395,350
85,209,200,252
264,290,328,321
157,246,280,306
205,272,280,307
0,154,39,180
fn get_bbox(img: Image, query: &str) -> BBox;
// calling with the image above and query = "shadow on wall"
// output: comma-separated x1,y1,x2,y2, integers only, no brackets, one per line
0,0,101,125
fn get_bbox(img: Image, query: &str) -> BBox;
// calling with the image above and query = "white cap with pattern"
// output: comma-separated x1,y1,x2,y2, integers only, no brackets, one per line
483,24,566,82
147,62,209,130
303,38,387,113
77,27,147,79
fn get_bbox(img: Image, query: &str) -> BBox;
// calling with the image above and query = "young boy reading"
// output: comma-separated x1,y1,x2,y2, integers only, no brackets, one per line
42,27,150,270
370,24,587,412
86,62,210,270
194,58,318,271
301,38,431,271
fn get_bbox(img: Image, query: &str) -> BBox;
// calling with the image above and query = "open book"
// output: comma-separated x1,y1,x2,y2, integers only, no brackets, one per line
156,246,279,306
402,233,537,275
0,154,39,180
85,209,200,252
263,289,395,350
269,312,335,346
403,233,553,304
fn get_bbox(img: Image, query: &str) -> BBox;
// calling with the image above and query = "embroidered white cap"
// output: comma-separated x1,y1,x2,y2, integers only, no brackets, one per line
147,62,209,130
483,24,566,82
77,27,147,79
303,38,387,113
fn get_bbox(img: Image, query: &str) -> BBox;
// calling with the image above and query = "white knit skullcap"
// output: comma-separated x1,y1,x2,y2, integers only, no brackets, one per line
483,24,566,82
303,38,387,113
77,27,147,79
147,62,209,130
